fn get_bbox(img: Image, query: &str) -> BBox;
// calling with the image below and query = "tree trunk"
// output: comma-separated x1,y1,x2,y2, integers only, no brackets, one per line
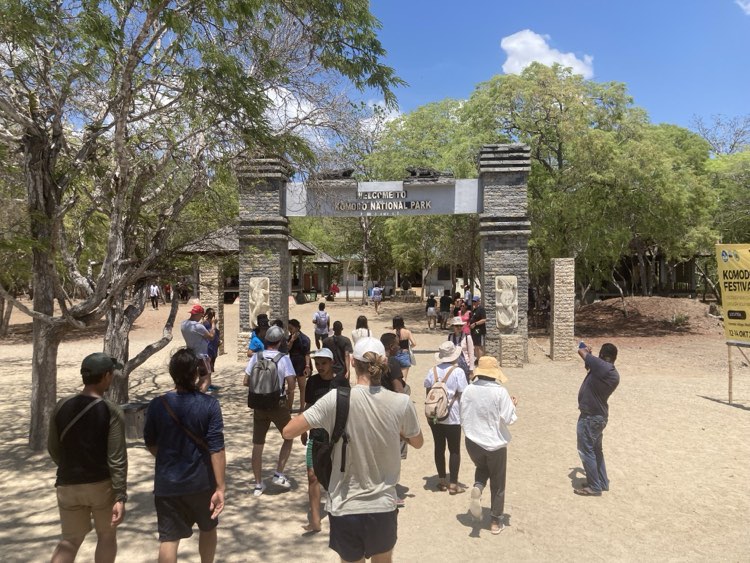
612,269,628,318
0,296,11,337
635,242,650,296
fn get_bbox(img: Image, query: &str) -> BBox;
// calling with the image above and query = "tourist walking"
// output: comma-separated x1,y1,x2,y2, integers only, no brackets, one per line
48,353,127,563
283,337,423,562
439,289,453,330
460,356,517,535
425,292,438,330
424,341,467,494
351,315,372,344
149,282,161,310
312,302,330,349
469,296,487,358
287,318,312,411
244,325,297,496
143,348,226,562
300,348,349,532
322,320,353,381
448,316,475,380
371,281,384,314
574,342,620,497
390,315,417,381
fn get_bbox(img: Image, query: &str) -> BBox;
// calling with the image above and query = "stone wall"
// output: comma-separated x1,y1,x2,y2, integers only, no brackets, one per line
478,145,531,366
550,258,575,360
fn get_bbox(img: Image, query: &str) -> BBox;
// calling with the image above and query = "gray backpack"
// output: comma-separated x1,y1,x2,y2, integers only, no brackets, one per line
247,352,285,409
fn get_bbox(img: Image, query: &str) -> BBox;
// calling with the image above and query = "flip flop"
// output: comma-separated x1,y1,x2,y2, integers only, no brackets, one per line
573,486,602,497
437,483,448,492
449,485,465,495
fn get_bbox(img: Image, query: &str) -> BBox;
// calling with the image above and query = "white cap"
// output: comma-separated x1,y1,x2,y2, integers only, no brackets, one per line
313,348,334,360
352,337,386,362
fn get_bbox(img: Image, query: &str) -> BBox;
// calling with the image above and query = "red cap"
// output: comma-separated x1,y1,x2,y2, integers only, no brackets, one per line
190,304,205,315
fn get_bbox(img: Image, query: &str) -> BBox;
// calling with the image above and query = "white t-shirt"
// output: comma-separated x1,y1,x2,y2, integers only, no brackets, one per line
245,349,296,394
423,362,467,425
351,328,371,344
460,378,517,451
181,320,209,357
304,385,421,516
149,284,160,297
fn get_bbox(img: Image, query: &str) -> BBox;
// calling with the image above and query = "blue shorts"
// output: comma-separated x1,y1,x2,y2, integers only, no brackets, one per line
329,510,398,561
155,490,218,541
395,350,411,368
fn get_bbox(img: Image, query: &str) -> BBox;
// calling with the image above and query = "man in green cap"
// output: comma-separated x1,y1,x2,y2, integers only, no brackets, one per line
48,352,128,563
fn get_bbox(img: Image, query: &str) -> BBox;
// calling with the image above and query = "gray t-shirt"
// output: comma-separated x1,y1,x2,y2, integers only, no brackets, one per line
304,384,421,516
181,319,210,357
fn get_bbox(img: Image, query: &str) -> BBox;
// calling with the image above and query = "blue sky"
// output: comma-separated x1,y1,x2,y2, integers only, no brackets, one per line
369,0,750,128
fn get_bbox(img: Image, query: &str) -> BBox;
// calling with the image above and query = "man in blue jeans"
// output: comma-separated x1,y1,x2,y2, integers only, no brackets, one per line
574,342,620,497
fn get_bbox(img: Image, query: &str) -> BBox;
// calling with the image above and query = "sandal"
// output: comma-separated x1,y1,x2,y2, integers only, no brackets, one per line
573,486,602,497
437,483,448,492
448,485,465,495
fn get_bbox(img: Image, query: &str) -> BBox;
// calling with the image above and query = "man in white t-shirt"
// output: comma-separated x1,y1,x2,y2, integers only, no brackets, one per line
460,356,518,535
244,325,296,496
149,282,161,310
283,337,423,562
312,302,330,349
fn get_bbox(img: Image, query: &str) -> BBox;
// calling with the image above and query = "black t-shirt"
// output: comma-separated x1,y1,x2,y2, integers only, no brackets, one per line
305,372,350,406
578,355,620,417
470,305,487,335
439,295,453,313
382,356,406,392
322,334,353,378
53,396,111,486
288,331,311,375
426,297,437,310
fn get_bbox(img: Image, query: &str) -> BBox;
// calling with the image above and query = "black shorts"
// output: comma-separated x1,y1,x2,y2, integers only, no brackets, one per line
471,332,485,347
329,510,398,561
155,490,218,542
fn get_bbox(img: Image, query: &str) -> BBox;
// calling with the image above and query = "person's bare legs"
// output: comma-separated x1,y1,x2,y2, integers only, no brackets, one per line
400,366,410,381
305,467,322,532
94,529,117,563
51,536,84,563
341,551,393,563
252,443,265,484
296,376,306,412
276,438,293,473
198,528,217,563
158,540,179,563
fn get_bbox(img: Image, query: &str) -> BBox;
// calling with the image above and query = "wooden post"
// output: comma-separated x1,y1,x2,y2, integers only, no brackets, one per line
728,344,733,405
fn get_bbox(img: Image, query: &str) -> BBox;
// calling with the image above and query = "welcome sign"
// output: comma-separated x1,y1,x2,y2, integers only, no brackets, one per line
716,243,750,345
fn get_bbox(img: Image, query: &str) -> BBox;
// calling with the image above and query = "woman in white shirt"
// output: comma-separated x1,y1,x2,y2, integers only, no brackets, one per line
460,356,518,535
350,315,372,345
424,341,467,495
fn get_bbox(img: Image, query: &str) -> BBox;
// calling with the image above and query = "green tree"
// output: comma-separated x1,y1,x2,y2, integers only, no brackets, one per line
0,0,402,450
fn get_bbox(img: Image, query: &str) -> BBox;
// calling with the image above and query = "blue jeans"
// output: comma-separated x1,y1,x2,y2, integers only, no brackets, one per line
577,414,609,493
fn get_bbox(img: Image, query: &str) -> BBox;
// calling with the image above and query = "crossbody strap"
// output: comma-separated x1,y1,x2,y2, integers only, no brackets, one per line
161,396,209,451
59,397,103,442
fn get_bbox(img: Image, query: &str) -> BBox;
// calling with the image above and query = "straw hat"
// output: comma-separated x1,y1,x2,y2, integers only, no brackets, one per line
434,341,462,363
474,356,508,383
450,316,464,326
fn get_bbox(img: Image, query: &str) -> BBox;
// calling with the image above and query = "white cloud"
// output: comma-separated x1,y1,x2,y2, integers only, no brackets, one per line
500,29,594,79
737,0,750,15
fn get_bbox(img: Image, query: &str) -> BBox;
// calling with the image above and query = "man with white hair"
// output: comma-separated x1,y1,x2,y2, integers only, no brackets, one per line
244,325,296,496
283,337,423,562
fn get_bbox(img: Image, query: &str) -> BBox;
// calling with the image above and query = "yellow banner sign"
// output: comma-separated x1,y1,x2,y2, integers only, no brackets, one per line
716,244,750,344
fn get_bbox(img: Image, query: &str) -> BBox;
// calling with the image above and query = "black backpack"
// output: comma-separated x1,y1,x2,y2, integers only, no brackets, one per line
247,351,285,409
311,386,350,491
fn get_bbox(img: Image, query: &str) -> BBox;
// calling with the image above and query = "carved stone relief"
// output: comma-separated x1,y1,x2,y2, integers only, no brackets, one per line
495,275,518,331
248,277,271,327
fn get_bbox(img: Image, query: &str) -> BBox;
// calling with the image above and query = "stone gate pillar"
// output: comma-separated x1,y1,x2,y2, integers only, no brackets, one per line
236,158,292,361
478,145,531,366
198,258,225,355
550,257,575,360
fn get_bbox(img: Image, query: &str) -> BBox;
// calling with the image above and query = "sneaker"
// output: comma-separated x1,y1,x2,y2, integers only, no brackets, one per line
490,520,505,535
469,486,482,520
272,473,292,489
252,483,266,497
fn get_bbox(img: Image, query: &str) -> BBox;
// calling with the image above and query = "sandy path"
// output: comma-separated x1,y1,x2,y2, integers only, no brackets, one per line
1,298,748,561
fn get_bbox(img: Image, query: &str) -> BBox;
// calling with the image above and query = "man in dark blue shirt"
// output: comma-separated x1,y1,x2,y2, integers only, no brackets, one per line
144,348,226,561
574,342,620,496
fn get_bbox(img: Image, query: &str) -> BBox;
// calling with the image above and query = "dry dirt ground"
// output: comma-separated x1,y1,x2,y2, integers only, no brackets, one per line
1,296,748,562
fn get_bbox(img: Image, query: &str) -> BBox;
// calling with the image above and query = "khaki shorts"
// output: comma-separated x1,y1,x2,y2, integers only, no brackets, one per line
252,403,291,445
56,480,115,540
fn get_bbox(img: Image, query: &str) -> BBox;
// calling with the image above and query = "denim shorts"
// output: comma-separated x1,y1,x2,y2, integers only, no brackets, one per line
395,350,411,368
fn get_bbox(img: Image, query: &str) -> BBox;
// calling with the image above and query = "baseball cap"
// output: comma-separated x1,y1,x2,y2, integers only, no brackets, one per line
472,296,481,302
352,337,386,361
190,304,205,315
81,352,123,376
313,348,334,360
265,325,285,343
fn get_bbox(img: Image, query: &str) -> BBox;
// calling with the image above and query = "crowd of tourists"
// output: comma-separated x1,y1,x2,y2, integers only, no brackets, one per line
46,297,619,563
